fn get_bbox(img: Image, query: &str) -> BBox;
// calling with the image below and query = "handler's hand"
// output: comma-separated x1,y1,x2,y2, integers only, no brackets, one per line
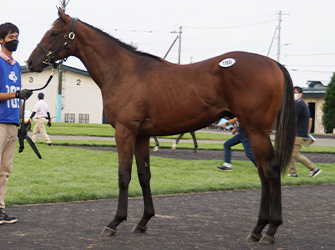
16,89,33,100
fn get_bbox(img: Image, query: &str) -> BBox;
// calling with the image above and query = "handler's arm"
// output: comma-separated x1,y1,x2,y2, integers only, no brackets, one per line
0,92,16,101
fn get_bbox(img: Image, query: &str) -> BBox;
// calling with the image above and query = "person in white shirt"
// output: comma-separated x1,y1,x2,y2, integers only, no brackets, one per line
30,92,52,146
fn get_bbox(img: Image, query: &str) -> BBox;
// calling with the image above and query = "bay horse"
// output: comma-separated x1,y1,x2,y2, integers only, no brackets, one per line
27,9,296,245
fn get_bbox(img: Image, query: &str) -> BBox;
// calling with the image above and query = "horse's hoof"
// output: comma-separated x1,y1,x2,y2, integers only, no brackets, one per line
247,232,261,242
132,224,147,233
259,234,275,245
100,227,117,236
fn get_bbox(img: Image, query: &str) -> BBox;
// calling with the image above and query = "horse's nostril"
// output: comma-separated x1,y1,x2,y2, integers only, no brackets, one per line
26,59,31,68
27,59,35,71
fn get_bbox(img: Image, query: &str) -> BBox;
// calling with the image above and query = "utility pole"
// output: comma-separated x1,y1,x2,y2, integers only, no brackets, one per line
276,11,289,62
178,26,182,64
56,0,70,122
277,11,282,62
171,26,182,64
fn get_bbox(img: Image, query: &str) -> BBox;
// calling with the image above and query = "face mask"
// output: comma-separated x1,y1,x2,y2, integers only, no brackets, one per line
4,40,19,52
294,93,300,101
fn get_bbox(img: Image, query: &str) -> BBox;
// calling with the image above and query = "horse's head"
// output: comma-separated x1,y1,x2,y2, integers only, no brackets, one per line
27,8,77,72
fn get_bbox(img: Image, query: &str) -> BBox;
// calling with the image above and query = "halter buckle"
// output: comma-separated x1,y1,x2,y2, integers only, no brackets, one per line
69,32,75,40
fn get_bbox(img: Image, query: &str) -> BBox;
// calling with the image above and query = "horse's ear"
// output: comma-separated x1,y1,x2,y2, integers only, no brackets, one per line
58,8,68,22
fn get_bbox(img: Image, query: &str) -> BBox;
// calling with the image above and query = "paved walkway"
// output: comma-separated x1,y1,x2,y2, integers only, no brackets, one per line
31,130,335,147
34,130,334,164
3,131,332,249
2,184,335,249
29,130,335,163
76,146,335,164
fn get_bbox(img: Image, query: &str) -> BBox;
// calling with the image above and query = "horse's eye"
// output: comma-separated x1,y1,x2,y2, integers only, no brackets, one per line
50,32,58,37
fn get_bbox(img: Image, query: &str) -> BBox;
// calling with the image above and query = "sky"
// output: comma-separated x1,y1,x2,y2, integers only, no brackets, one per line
2,0,335,87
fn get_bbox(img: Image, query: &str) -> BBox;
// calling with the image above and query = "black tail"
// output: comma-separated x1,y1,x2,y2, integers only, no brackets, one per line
275,63,296,175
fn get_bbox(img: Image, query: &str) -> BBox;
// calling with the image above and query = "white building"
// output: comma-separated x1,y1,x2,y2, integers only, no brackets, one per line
21,65,105,124
303,81,328,134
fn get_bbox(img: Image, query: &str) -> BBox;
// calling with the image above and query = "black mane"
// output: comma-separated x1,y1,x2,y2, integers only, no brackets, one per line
79,19,163,62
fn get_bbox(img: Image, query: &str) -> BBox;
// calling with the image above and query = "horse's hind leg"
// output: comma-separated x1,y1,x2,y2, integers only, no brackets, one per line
132,136,155,233
247,133,282,245
260,155,282,245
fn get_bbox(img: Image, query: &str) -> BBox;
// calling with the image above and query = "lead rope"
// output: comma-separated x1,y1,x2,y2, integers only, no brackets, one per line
19,67,56,159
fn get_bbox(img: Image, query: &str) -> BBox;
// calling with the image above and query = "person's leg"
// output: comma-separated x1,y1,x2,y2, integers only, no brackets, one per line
217,135,241,171
37,118,52,144
240,136,257,167
223,134,241,164
287,137,302,176
0,125,18,224
294,137,317,171
31,122,39,143
288,156,297,176
0,125,17,209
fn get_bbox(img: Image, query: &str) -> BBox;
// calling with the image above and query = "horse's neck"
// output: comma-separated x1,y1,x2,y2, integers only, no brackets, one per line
73,23,133,89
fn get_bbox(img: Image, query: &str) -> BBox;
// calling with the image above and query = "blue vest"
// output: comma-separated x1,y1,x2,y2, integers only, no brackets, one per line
0,57,21,124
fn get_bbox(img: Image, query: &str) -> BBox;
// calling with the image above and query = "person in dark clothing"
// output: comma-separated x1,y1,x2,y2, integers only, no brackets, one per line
288,86,321,178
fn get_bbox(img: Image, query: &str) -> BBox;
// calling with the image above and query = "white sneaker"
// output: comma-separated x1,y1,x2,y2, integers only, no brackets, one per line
217,162,232,171
223,162,232,168
309,168,321,178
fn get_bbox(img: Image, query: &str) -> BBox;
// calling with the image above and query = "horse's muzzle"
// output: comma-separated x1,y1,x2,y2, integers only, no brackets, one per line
26,58,44,73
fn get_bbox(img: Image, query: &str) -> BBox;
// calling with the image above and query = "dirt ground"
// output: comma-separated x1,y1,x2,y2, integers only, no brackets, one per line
1,184,334,250
1,147,334,250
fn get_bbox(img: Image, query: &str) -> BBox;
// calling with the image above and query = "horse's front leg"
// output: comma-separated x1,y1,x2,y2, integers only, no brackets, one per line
132,136,155,233
101,128,136,236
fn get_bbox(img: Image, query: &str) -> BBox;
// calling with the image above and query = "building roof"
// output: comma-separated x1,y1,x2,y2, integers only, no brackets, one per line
303,87,326,97
302,81,327,97
21,64,90,77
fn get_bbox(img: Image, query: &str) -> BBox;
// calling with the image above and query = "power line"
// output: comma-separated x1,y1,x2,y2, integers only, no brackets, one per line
283,53,335,57
288,68,333,73
110,28,174,34
183,19,275,30
108,17,276,35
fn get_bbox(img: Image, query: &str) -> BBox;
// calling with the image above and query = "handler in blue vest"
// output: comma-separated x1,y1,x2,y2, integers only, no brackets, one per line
0,22,32,224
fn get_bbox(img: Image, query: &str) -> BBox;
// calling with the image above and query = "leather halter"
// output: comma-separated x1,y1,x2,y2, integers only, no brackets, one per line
37,17,77,67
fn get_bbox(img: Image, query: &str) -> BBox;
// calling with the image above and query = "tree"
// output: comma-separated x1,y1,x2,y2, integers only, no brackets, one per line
322,72,335,133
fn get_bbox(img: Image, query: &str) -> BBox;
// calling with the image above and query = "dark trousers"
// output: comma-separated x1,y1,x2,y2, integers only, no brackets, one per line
224,127,256,166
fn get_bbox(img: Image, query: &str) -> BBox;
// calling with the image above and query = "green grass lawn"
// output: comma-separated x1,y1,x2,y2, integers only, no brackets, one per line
7,138,335,206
